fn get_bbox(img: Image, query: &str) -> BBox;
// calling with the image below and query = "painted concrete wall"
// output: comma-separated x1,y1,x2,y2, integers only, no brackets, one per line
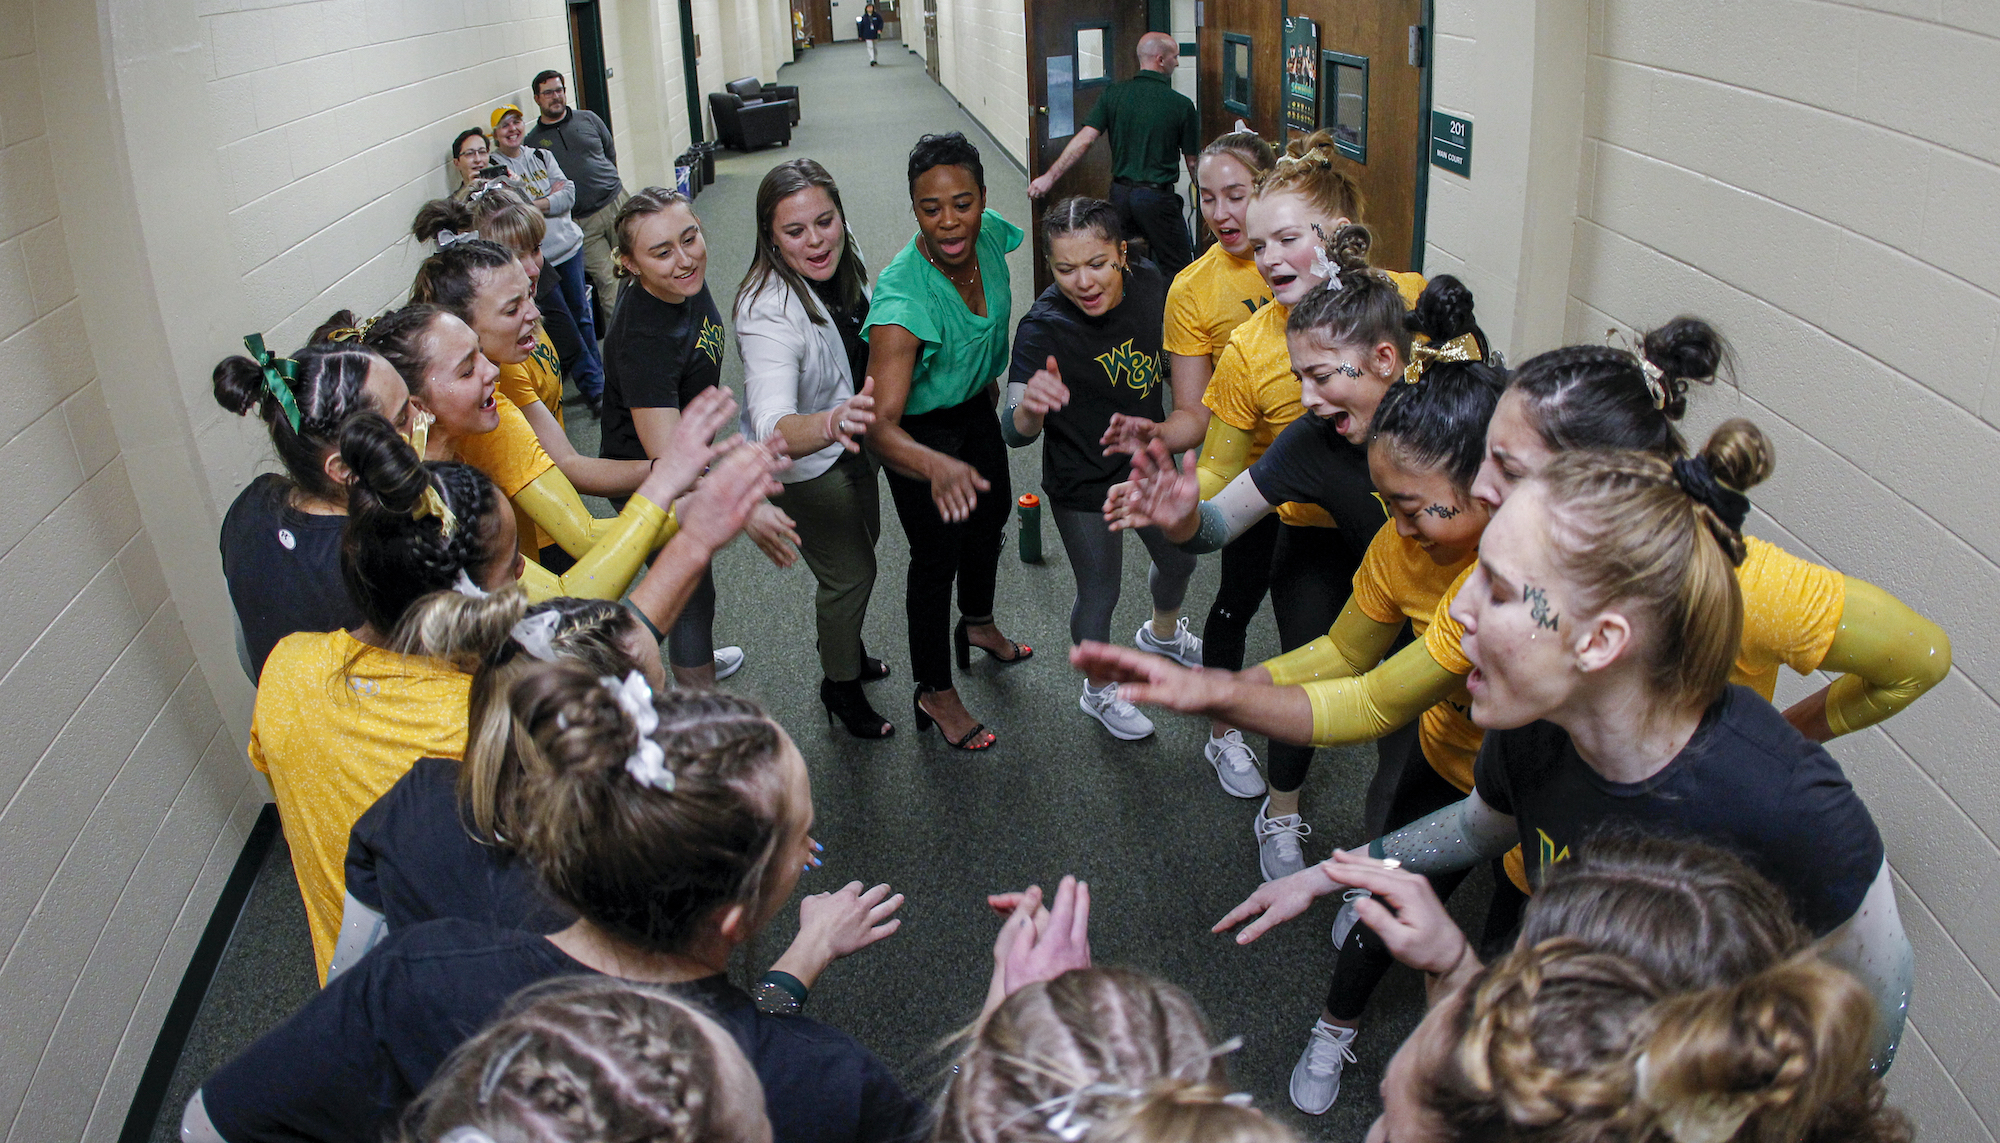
1422,1,2000,1136
2,0,701,1135
929,0,1030,168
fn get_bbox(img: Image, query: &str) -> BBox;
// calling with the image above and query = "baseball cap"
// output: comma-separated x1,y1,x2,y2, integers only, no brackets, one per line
490,105,524,131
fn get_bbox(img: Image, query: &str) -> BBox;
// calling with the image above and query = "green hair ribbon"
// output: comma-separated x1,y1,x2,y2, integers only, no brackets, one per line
242,333,304,434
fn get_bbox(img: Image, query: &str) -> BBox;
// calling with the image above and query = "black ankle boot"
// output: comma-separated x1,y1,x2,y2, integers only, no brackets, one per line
820,678,894,739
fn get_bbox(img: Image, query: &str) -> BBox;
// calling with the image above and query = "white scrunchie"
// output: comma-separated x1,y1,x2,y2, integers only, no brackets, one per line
1309,243,1341,292
602,670,671,792
452,569,489,599
510,610,563,661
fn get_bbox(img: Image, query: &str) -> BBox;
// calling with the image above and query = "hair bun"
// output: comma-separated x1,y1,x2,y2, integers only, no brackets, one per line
1326,222,1372,274
339,411,431,516
1409,274,1478,345
1639,317,1729,418
212,355,269,418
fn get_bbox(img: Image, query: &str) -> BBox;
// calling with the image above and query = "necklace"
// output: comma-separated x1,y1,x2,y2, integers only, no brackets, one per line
923,237,980,288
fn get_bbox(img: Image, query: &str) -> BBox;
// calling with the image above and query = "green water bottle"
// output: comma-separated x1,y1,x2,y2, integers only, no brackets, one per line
1017,493,1042,563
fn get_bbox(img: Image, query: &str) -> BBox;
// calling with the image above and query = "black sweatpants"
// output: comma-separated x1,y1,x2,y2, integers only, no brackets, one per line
1265,523,1363,794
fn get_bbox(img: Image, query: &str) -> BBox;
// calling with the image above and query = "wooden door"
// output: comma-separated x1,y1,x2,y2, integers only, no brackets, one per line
1293,0,1427,270
797,0,833,45
1024,0,1148,292
1196,0,1280,151
922,0,939,81
566,0,613,131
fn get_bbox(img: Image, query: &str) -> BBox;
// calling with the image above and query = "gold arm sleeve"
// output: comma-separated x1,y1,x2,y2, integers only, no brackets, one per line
513,468,605,559
513,497,677,603
1302,638,1464,748
1264,597,1403,686
1819,575,1952,737
1196,417,1255,500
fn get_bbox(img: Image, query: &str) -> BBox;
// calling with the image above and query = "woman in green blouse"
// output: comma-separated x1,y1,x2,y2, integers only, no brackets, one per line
864,133,1031,751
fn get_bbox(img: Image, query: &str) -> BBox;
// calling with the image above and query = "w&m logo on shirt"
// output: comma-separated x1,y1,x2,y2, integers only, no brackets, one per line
1537,828,1571,870
695,317,726,364
530,340,562,376
1094,339,1161,396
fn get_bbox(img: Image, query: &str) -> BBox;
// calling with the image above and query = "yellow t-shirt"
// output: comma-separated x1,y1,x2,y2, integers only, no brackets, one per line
454,390,558,555
495,327,566,429
1388,270,1427,309
250,631,471,981
1351,524,1483,792
1202,303,1330,528
1163,244,1273,363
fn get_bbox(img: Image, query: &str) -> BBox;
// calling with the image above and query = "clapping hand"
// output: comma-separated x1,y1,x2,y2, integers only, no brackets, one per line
982,876,1092,1016
1318,851,1470,977
1067,642,1229,714
824,377,879,453
798,880,906,962
744,501,801,568
1103,439,1199,534
650,386,740,501
677,436,788,555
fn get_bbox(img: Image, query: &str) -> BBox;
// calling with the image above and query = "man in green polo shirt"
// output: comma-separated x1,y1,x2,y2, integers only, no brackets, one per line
1028,31,1199,277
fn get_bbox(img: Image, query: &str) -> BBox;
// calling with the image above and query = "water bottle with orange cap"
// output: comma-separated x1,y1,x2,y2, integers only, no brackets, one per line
1016,494,1042,563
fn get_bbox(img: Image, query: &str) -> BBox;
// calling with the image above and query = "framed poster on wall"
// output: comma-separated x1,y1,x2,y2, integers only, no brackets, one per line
1282,16,1319,135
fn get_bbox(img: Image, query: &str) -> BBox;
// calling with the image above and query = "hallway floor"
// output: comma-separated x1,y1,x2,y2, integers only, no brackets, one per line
147,39,1489,1142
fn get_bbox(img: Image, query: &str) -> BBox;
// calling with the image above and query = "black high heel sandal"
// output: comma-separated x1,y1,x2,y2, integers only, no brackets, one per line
912,685,995,750
859,655,891,683
821,678,893,739
954,618,1033,671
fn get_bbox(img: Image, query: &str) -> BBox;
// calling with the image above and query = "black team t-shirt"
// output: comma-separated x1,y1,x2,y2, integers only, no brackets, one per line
200,920,931,1143
1247,413,1386,551
220,473,364,681
1009,265,1169,512
1473,684,1885,936
600,281,726,462
344,757,574,935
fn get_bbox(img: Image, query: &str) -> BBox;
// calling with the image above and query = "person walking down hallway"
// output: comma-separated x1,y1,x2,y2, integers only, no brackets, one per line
865,133,1032,752
858,4,885,65
1027,32,1199,279
524,70,628,328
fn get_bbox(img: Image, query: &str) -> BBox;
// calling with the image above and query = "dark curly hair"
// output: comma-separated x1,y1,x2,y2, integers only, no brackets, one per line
907,131,984,194
1367,275,1506,492
338,411,506,633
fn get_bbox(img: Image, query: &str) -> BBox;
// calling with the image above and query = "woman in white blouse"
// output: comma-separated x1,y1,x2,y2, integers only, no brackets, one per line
736,159,892,738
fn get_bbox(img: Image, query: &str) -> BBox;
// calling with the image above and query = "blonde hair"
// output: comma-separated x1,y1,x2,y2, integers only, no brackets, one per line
1252,129,1365,225
509,662,788,954
1429,941,1905,1143
940,968,1295,1143
397,976,765,1143
1531,419,1774,709
458,598,646,845
1198,131,1276,179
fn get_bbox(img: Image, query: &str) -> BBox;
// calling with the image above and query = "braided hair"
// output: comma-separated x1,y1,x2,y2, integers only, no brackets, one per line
1252,129,1364,224
338,411,505,634
408,238,520,323
1507,318,1732,460
1286,223,1410,361
212,312,394,502
397,976,759,1143
508,663,790,955
1368,275,1506,492
1531,419,1775,709
1041,195,1123,249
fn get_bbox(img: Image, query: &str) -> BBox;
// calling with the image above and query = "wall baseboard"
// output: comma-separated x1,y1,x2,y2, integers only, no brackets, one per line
117,803,281,1143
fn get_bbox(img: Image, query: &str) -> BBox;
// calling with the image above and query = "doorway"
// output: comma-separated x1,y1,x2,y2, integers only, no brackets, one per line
798,0,834,45
1023,0,1148,292
922,0,940,81
566,0,612,132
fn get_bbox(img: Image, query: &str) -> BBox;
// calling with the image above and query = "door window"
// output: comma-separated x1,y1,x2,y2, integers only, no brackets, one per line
1076,25,1110,84
1223,33,1253,114
1322,51,1368,162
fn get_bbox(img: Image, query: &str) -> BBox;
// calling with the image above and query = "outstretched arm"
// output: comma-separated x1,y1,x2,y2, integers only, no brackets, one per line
1026,127,1102,198
1814,859,1913,1073
1785,576,1952,741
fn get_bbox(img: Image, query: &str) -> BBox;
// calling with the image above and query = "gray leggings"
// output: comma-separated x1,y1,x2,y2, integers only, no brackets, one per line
1051,506,1197,646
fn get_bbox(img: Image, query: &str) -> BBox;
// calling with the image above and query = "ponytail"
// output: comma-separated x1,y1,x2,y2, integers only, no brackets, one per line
338,412,504,633
213,316,388,502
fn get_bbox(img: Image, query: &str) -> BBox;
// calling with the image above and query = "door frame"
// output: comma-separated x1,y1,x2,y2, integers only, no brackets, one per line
566,0,613,132
1407,0,1431,272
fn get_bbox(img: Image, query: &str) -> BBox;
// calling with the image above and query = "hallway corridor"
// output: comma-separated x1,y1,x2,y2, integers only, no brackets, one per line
146,40,1478,1142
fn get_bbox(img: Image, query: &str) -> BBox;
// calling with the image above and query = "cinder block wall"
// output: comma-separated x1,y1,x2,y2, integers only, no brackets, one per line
928,0,1029,168
1564,2,2000,1137
0,11,257,1142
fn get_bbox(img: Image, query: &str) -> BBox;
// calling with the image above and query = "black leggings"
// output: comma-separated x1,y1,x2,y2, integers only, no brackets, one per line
1200,513,1281,673
1323,722,1511,1019
882,394,1012,693
1265,523,1363,794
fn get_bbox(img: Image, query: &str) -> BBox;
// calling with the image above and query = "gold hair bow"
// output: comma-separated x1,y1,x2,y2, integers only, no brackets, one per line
401,408,458,537
323,316,377,343
1275,146,1334,169
1404,332,1482,383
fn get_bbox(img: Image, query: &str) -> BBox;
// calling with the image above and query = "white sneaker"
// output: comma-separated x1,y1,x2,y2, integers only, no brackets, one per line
1080,681,1155,740
1204,730,1266,798
1254,798,1312,881
1134,617,1203,667
713,646,745,680
1289,1019,1359,1115
1330,889,1371,949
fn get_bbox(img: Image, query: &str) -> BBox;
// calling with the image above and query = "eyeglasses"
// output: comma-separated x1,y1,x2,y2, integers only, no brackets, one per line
459,145,491,159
